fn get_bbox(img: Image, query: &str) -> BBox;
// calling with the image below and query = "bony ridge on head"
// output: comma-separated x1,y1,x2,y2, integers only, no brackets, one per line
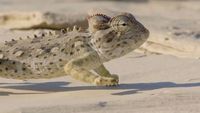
87,13,111,33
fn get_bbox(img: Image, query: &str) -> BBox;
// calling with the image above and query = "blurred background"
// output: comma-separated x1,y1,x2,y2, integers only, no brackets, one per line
0,0,200,58
1,1,200,113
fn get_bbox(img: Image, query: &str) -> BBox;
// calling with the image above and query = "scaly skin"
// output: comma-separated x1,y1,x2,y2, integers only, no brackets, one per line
0,11,149,86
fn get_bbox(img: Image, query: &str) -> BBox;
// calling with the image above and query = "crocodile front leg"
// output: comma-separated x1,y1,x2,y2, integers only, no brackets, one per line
64,52,118,86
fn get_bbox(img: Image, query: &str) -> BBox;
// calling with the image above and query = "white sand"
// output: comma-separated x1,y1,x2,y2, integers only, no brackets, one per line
0,0,200,113
1,54,200,113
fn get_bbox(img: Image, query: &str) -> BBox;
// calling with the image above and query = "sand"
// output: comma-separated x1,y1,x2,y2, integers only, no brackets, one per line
1,54,200,113
0,0,200,113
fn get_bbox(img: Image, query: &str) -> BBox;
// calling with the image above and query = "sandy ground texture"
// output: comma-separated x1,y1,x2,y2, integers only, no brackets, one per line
1,54,200,113
0,0,200,113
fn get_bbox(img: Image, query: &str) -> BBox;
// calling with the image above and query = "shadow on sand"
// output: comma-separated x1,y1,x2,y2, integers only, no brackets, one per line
0,81,200,96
